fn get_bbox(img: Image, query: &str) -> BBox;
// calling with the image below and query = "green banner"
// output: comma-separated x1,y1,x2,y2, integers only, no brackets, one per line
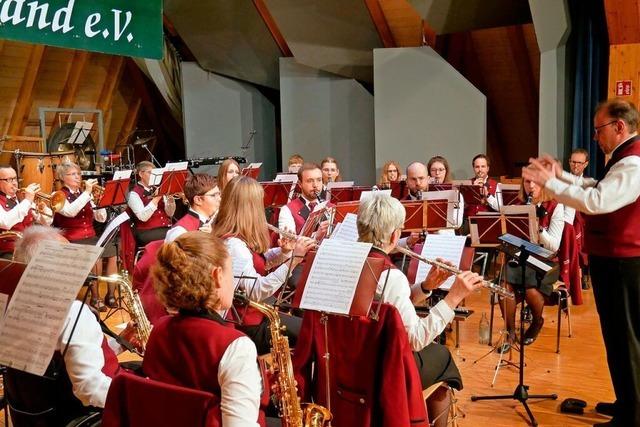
0,0,162,59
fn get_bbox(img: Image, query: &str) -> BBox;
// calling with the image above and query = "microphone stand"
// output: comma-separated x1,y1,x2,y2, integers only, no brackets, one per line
471,242,557,426
141,143,161,168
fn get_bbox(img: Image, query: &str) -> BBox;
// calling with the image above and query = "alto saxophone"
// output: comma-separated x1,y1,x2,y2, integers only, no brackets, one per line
92,273,152,353
235,292,331,427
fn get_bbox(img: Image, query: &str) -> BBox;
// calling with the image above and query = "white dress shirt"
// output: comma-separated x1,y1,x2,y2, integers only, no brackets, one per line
57,190,107,222
0,198,52,228
537,202,564,253
57,301,112,408
218,336,262,427
278,195,316,233
225,237,292,301
164,209,211,243
545,140,640,215
127,186,176,222
376,268,455,352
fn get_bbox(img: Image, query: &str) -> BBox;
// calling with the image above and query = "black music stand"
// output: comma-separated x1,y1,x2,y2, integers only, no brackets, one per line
471,233,557,427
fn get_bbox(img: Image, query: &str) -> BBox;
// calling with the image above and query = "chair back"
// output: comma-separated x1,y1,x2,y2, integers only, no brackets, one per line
293,304,428,427
102,372,219,427
132,240,164,291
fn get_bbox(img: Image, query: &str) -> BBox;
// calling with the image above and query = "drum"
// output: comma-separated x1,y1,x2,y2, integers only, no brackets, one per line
51,151,77,190
18,152,54,193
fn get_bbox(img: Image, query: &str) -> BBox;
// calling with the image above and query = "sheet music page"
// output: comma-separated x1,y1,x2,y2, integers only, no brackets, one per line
300,239,372,314
0,293,7,318
415,234,467,289
499,184,520,191
514,252,553,272
274,174,298,183
165,161,188,171
326,181,354,190
501,205,535,215
112,170,132,180
149,167,165,186
331,213,359,242
247,162,263,169
359,189,391,201
96,211,130,247
0,241,101,375
69,121,93,145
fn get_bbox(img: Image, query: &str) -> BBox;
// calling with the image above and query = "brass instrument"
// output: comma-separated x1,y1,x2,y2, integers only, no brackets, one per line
82,180,105,204
234,292,331,427
90,273,151,354
394,245,515,299
0,230,23,241
18,188,66,217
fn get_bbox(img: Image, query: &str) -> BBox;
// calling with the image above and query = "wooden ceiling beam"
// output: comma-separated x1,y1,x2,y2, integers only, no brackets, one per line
364,0,397,48
114,97,142,151
51,50,90,131
253,0,293,56
95,55,125,145
7,44,45,137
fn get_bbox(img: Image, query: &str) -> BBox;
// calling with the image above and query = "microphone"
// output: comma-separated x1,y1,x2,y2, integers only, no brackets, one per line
525,193,533,205
415,190,423,200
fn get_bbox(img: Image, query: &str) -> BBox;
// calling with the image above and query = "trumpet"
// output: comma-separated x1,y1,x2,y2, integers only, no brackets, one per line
82,180,105,204
18,188,66,217
394,245,514,299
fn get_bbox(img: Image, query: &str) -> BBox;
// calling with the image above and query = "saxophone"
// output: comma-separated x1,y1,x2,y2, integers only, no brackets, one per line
235,292,332,427
93,273,152,353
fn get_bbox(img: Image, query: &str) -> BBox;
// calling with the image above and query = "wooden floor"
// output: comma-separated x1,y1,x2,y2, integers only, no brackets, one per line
0,285,614,427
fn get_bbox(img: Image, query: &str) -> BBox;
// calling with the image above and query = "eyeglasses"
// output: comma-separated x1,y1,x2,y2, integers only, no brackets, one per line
430,168,446,173
202,192,221,198
569,160,586,165
593,120,617,135
0,177,18,183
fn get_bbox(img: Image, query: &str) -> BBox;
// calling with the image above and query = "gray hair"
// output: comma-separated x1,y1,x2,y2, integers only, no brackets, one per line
357,193,405,247
136,161,155,173
13,225,66,263
56,162,81,181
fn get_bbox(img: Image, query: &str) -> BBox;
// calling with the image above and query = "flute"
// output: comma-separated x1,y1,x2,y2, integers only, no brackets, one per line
395,245,514,299
266,223,302,241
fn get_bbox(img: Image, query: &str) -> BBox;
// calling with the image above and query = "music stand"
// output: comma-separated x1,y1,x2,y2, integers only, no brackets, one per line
471,233,558,426
261,181,294,208
457,184,485,209
498,184,521,207
332,201,360,225
400,200,428,232
96,179,129,209
388,180,408,200
241,164,261,179
157,170,188,198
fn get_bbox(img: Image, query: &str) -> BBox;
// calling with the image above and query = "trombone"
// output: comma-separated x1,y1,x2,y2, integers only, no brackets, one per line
394,245,515,299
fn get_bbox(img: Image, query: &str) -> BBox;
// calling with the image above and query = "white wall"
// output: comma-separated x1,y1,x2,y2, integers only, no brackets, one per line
374,47,486,180
181,62,276,179
279,58,375,185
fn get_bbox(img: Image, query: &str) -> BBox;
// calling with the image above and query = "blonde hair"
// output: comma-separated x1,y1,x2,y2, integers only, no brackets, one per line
519,171,553,204
217,158,240,192
56,162,81,181
214,176,270,253
378,160,402,187
152,232,229,312
357,193,405,247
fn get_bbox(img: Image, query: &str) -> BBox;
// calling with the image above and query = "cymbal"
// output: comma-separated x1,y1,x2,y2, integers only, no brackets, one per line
133,136,156,146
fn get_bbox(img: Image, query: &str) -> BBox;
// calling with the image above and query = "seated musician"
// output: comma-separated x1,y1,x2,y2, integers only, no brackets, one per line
501,175,564,347
357,193,483,426
217,158,240,192
320,156,340,185
405,161,429,200
0,165,51,259
52,162,117,311
5,225,139,427
287,153,304,174
127,161,176,245
427,156,464,231
378,160,402,188
464,154,500,216
143,231,262,426
165,174,220,243
214,176,315,354
278,162,328,236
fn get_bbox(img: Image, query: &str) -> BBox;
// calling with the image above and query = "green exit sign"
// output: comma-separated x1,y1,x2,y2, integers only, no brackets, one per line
0,0,162,59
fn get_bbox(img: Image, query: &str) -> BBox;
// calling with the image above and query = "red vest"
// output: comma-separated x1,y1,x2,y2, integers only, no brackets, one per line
52,187,95,241
172,210,202,233
464,177,498,217
131,184,172,230
585,135,640,257
142,313,244,416
235,246,267,327
285,197,312,234
0,193,34,253
538,200,558,231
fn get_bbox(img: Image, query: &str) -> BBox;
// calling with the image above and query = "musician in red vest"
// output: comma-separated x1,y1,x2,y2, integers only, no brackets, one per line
144,231,263,426
464,154,500,217
164,173,219,243
525,99,640,426
0,165,51,258
127,161,175,245
500,176,564,348
278,162,328,236
53,162,116,311
215,176,315,354
5,226,140,427
356,193,483,426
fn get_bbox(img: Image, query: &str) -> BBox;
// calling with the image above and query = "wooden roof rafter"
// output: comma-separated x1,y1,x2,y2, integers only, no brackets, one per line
253,0,293,57
7,44,46,136
364,0,397,48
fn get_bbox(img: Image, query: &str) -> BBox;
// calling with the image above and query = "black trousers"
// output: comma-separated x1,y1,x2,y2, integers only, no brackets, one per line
134,227,169,246
589,255,640,425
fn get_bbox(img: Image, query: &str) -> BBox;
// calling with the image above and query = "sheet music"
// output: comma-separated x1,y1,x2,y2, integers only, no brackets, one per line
359,189,391,201
165,161,188,171
327,181,354,190
0,241,101,375
300,239,372,314
68,121,93,145
149,167,165,186
415,234,467,290
331,213,359,242
0,293,7,318
513,252,554,272
112,170,132,180
498,184,520,191
247,162,263,169
274,174,298,183
96,211,130,247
